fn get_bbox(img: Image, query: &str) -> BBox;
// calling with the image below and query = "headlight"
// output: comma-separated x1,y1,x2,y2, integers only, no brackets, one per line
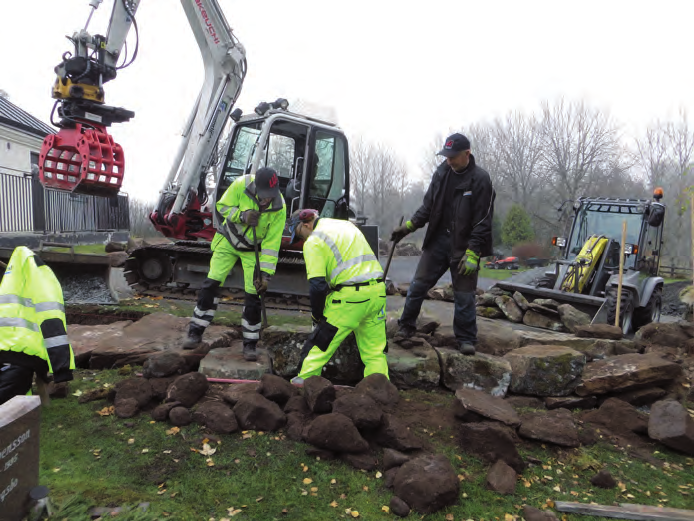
552,236,567,248
624,244,638,255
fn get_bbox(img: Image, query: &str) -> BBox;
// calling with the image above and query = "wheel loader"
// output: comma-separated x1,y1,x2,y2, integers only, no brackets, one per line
495,188,666,334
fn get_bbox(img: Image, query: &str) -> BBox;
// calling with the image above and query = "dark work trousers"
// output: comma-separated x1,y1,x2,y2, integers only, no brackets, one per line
0,363,33,406
398,232,479,344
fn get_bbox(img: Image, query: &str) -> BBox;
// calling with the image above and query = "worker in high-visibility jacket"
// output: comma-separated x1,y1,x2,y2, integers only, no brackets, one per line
287,209,388,383
183,167,286,361
0,246,75,405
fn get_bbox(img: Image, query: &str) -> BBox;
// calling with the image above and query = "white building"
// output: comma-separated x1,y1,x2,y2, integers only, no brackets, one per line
0,94,54,177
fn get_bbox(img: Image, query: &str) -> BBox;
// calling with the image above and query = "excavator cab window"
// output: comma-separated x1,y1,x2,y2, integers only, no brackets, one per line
305,130,347,217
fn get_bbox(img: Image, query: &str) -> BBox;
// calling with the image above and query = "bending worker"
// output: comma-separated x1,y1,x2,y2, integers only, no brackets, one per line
0,246,75,405
183,167,285,361
287,209,388,383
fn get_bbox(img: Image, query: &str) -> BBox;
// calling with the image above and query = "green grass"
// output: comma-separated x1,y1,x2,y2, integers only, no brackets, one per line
479,267,528,280
663,277,689,285
44,243,107,255
35,374,694,521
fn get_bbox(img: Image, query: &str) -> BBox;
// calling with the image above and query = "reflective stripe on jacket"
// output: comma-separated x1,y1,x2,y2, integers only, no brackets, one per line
214,174,286,275
0,246,75,382
304,218,383,288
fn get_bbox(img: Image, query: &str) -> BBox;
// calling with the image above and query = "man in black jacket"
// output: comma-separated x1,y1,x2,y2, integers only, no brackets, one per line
391,133,495,355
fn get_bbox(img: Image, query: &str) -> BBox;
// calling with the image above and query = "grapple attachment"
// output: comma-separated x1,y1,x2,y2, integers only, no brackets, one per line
38,122,125,198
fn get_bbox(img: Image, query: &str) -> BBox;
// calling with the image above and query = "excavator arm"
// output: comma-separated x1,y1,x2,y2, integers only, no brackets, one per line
38,0,247,207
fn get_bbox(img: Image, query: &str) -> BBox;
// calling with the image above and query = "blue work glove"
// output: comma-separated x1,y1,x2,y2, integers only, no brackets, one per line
457,249,480,276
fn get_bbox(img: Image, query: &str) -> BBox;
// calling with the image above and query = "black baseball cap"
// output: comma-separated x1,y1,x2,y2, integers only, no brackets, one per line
255,167,281,199
437,133,471,158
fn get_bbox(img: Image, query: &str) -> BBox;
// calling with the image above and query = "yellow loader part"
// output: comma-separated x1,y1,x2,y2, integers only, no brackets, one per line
560,235,608,293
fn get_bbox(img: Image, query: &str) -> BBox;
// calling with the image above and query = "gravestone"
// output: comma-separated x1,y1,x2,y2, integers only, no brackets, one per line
0,395,41,521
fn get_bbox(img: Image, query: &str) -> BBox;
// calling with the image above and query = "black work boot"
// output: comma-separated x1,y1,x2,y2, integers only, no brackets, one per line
182,328,203,350
242,342,258,362
457,341,476,356
395,323,416,339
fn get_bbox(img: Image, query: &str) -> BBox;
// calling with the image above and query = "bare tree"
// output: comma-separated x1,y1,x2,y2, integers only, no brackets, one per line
540,99,626,204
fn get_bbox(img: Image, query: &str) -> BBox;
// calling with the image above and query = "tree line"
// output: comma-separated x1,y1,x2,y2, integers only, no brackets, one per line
347,98,692,266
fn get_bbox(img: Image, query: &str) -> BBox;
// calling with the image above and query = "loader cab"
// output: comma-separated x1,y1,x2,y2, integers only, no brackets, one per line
216,110,349,222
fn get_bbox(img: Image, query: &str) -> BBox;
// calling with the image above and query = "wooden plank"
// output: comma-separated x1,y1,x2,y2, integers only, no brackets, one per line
555,501,694,521
620,504,694,520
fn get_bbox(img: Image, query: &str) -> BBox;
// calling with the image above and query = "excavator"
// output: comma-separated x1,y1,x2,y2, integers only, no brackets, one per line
32,0,378,303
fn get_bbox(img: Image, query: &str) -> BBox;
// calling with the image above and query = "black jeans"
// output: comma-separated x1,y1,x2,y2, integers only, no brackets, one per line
398,232,478,344
0,363,33,406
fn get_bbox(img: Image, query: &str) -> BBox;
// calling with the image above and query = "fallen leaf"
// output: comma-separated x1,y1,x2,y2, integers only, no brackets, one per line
553,485,561,492
302,465,309,472
163,450,172,454
166,427,180,436
142,448,149,454
200,443,217,456
618,481,627,492
375,471,383,479
340,494,347,500
458,474,465,482
310,487,318,492
170,493,177,498
52,468,60,473
446,514,455,521
523,479,531,488
330,501,338,508
303,478,313,485
157,489,167,495
362,486,369,491
256,497,263,502
331,479,337,484
301,489,308,496
96,406,114,416
242,433,253,440
72,390,83,397
505,515,514,521
128,438,135,445
206,458,215,467
351,511,359,518
382,506,390,513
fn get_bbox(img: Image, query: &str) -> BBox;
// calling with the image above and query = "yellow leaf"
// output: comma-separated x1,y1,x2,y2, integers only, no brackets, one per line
553,485,561,492
242,433,252,439
330,501,338,508
570,491,578,496
330,479,337,484
166,427,180,436
546,499,555,508
128,438,135,444
505,514,515,521
256,497,263,502
310,487,318,492
351,511,359,518
618,481,627,492
303,478,313,485
302,465,309,472
301,490,308,496
163,450,172,454
523,479,531,488
52,468,60,473
96,406,114,416
375,471,383,479
206,458,215,467
170,492,177,498
142,448,149,454
382,506,390,513
157,489,167,495
362,486,369,491
72,390,83,397
626,494,635,499
458,474,465,481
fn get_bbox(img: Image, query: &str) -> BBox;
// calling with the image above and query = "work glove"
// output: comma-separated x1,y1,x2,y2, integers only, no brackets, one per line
254,272,270,295
390,221,414,243
457,249,480,276
241,209,260,227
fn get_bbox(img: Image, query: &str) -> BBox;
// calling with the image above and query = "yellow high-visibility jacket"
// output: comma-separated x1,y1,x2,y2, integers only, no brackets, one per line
0,246,75,382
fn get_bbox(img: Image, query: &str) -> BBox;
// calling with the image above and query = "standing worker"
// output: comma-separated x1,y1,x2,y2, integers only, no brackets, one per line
287,209,388,383
390,133,495,355
182,167,286,361
0,246,75,405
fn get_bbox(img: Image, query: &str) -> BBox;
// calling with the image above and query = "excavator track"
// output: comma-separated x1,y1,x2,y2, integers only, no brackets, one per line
123,241,312,311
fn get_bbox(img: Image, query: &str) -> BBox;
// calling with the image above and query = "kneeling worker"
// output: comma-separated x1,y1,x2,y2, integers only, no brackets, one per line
0,246,75,406
287,209,388,383
183,167,286,361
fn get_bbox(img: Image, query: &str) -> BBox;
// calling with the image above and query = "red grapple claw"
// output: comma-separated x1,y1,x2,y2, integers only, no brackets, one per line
38,122,125,197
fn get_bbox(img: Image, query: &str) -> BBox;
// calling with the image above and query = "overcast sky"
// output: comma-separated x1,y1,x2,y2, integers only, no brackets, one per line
2,0,693,200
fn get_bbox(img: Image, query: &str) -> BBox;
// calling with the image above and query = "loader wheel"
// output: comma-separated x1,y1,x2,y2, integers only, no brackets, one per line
606,288,634,335
633,286,662,330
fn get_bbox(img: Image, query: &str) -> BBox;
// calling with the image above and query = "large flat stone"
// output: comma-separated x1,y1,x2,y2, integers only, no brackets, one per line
517,330,623,360
260,325,364,384
387,341,440,390
477,318,521,356
83,313,235,369
68,320,132,367
437,348,512,397
504,345,586,397
454,387,521,427
518,409,580,447
198,342,271,380
575,353,683,396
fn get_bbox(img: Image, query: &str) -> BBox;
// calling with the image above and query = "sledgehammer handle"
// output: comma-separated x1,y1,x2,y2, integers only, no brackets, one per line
383,216,404,281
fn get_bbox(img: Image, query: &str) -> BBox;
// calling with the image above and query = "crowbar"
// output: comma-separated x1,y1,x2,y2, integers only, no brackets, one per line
383,216,404,281
252,225,268,329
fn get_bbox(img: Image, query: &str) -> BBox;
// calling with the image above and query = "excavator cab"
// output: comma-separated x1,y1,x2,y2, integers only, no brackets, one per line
214,108,351,250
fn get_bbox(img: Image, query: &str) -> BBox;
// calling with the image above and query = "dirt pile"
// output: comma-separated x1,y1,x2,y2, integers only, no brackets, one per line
663,280,690,317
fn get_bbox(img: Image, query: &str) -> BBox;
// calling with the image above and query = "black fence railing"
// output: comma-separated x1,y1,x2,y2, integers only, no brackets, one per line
0,171,129,234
